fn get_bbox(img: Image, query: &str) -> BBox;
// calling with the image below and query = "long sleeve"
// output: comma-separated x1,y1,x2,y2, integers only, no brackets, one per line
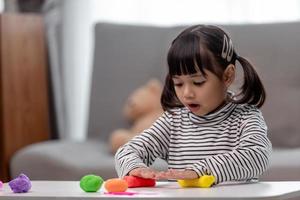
115,112,172,178
187,110,272,184
115,103,272,184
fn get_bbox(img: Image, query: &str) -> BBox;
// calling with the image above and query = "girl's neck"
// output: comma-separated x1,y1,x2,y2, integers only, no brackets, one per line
207,100,228,115
206,93,231,115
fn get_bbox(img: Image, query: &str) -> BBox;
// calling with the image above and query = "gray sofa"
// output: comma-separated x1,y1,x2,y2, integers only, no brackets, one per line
10,22,300,182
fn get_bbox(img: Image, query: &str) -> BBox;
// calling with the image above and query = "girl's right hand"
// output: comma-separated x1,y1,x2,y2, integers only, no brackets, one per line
128,167,157,179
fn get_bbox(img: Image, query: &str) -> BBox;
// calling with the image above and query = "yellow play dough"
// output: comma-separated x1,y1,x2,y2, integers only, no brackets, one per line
177,175,215,188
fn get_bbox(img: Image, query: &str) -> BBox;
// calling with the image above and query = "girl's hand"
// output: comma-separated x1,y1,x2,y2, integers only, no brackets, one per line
155,169,198,180
129,167,157,179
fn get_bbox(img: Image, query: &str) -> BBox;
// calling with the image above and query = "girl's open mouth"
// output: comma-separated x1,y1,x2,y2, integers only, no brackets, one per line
187,104,200,112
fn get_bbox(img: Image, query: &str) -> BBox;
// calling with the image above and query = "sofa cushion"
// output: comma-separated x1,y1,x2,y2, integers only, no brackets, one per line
260,148,300,181
10,140,116,180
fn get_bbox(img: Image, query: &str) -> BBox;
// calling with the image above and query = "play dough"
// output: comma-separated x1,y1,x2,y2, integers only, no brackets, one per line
123,176,156,188
79,174,103,192
8,173,32,193
104,178,128,192
177,175,215,188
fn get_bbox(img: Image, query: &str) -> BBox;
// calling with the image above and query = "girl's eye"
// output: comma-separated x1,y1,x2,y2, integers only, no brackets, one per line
174,83,183,87
194,81,205,86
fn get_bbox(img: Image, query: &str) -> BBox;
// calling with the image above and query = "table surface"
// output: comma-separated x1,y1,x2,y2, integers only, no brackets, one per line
1,181,300,200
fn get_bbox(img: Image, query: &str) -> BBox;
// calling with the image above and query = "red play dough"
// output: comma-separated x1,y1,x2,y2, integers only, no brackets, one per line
123,176,156,188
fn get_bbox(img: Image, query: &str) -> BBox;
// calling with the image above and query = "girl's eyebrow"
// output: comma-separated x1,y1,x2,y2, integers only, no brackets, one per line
172,73,203,79
190,74,203,78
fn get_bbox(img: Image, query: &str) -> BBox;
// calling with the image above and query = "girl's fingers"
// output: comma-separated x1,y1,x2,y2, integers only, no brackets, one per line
129,167,153,178
155,170,176,180
130,168,198,180
141,170,156,179
161,169,198,180
139,168,157,179
155,171,168,179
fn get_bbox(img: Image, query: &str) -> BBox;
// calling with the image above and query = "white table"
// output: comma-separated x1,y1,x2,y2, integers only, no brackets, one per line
1,181,300,199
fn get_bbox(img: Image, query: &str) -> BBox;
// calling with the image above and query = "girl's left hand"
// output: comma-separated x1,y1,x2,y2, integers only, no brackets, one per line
155,169,198,180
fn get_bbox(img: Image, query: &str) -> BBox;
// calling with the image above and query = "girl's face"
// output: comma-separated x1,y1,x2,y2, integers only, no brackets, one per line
172,69,228,116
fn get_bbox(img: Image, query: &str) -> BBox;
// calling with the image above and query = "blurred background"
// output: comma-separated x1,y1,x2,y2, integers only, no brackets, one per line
1,0,300,183
1,0,300,141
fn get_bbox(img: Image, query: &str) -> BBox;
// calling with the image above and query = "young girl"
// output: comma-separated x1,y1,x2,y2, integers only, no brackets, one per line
115,25,272,184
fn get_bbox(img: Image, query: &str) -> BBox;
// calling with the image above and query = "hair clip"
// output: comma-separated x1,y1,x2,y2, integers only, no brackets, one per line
221,35,233,62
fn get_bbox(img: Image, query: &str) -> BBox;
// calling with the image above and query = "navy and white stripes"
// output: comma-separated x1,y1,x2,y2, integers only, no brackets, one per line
115,102,272,184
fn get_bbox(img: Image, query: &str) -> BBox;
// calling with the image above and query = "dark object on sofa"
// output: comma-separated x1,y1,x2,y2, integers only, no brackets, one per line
10,22,300,181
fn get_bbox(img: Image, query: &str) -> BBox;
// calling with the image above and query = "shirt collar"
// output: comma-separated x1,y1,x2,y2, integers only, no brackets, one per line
188,102,237,126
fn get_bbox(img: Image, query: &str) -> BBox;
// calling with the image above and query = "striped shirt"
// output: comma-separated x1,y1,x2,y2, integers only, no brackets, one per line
115,102,272,184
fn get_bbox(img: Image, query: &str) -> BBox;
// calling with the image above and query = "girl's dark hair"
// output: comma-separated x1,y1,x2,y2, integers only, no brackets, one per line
161,25,266,111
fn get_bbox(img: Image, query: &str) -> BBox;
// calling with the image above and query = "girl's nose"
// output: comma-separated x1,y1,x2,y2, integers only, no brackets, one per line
183,85,195,99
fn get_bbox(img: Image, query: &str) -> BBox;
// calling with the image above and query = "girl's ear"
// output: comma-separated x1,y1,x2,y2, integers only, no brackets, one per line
223,64,235,87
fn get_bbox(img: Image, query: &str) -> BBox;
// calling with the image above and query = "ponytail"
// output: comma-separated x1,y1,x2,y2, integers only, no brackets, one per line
234,56,266,108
